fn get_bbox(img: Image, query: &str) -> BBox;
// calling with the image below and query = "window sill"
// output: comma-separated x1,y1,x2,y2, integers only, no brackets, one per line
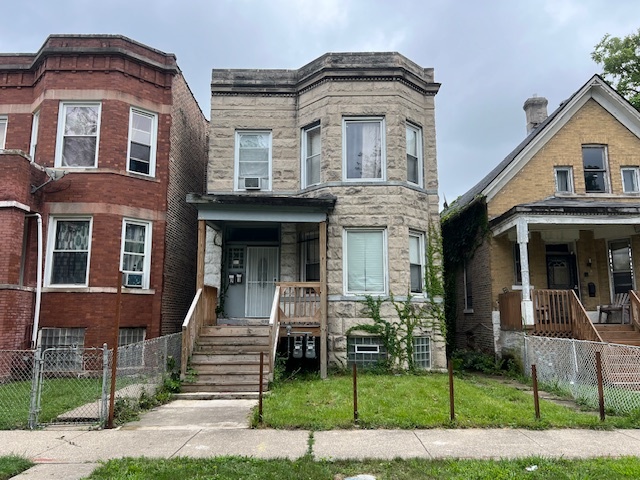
43,286,155,294
463,308,474,314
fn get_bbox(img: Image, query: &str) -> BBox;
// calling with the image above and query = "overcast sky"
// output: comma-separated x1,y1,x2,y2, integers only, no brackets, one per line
3,0,639,205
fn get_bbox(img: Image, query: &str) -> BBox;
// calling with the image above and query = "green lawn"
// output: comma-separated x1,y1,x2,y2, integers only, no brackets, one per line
255,372,640,429
88,456,640,480
0,455,33,480
0,377,104,429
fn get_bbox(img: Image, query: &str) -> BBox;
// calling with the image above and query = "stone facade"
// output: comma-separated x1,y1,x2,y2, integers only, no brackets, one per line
0,35,207,351
203,52,446,370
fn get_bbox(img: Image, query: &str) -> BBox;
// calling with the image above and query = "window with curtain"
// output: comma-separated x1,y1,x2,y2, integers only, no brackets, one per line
55,102,101,167
48,218,92,286
236,131,271,190
622,167,640,193
345,229,386,294
128,108,157,176
344,118,385,180
554,166,573,193
121,220,152,289
302,124,321,187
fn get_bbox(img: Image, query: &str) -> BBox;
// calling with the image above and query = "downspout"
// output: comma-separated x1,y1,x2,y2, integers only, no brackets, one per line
25,213,43,347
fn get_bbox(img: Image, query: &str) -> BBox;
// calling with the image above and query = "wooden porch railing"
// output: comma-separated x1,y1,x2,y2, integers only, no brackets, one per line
180,286,217,378
499,289,603,341
630,290,640,334
267,286,282,381
531,289,602,342
278,282,321,325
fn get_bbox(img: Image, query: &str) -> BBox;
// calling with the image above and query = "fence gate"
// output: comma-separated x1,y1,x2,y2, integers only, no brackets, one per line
29,345,109,428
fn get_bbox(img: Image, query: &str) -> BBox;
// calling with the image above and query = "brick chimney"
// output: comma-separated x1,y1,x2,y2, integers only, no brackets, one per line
523,95,548,134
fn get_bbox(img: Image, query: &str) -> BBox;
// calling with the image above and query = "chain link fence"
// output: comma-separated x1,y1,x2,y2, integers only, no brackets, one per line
524,335,640,415
0,333,181,429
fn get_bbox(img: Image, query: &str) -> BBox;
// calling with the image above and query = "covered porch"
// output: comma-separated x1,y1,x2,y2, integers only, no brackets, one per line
492,199,640,343
182,193,336,383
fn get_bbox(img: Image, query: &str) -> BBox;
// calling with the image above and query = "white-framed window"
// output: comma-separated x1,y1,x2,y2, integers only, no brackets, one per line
344,228,387,295
409,230,425,294
118,327,146,368
463,261,473,311
235,130,272,191
120,219,152,289
347,336,387,368
582,145,609,193
343,117,385,180
621,167,640,193
55,102,101,168
45,217,93,287
406,123,423,186
30,110,40,159
0,116,7,149
413,336,431,369
40,327,85,372
302,123,321,188
127,108,158,176
554,166,574,193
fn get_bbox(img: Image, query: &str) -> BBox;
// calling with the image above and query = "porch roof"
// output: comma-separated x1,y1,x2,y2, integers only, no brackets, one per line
187,193,337,223
491,197,640,236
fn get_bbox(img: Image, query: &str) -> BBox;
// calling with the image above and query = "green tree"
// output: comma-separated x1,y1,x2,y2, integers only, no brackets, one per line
592,29,640,110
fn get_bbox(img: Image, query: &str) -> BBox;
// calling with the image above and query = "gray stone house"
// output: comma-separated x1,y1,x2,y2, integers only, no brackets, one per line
184,52,445,388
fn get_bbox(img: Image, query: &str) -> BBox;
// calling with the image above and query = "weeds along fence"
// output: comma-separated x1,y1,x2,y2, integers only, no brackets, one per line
0,333,181,429
524,335,640,415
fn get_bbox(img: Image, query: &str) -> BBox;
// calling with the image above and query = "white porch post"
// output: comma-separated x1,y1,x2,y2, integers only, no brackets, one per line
517,218,534,326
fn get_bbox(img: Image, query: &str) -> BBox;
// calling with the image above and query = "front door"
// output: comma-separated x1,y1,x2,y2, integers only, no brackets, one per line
546,253,578,294
245,246,279,317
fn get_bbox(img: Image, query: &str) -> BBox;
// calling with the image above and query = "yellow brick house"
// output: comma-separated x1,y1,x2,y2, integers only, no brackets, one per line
443,75,640,355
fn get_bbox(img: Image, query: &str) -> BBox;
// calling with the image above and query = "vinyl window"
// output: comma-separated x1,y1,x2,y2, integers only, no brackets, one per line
120,219,152,289
0,117,7,149
554,166,573,193
344,228,387,295
235,131,272,191
30,111,40,159
46,217,92,286
406,123,423,186
608,239,634,296
302,123,321,187
622,167,640,193
55,102,101,168
409,231,425,294
127,108,158,176
343,117,385,180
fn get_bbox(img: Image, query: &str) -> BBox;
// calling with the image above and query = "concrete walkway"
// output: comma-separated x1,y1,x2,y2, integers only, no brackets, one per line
4,399,640,479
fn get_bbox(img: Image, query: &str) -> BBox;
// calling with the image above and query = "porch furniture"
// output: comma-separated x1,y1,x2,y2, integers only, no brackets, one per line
598,293,630,324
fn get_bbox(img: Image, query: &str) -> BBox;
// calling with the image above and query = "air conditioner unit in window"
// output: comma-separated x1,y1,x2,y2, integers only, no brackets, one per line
244,177,261,190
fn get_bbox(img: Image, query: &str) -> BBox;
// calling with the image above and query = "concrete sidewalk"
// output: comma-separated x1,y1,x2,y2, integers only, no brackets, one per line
4,399,640,479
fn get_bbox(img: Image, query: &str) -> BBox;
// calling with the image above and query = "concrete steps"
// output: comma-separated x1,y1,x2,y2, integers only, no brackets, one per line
183,324,271,394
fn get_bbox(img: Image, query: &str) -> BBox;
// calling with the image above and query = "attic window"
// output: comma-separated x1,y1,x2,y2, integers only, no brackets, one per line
582,145,609,193
554,167,574,193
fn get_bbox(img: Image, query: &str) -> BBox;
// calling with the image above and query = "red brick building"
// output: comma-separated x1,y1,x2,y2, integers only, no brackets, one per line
0,35,207,352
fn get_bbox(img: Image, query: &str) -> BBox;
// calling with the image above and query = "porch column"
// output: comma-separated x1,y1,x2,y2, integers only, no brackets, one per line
320,220,328,379
517,218,534,325
196,219,206,290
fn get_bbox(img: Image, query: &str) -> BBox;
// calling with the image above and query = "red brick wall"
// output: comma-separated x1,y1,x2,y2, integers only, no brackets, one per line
161,74,208,334
0,289,33,350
